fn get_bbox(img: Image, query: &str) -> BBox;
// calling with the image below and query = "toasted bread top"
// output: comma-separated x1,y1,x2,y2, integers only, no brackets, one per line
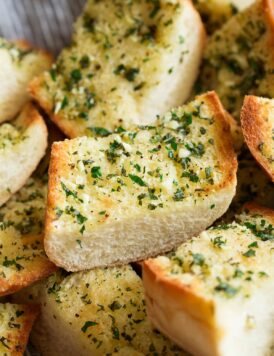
45,92,236,247
0,37,52,123
0,177,57,296
29,0,205,138
241,95,274,182
38,266,184,355
197,0,274,119
0,303,39,356
144,203,274,312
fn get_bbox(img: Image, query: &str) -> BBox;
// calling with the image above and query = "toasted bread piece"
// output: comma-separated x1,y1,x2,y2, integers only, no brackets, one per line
0,177,57,297
220,147,274,223
194,0,254,34
0,38,52,124
30,0,205,138
0,103,48,207
224,110,243,152
0,303,38,355
241,95,274,182
197,0,274,119
45,92,237,271
143,203,274,356
21,266,185,355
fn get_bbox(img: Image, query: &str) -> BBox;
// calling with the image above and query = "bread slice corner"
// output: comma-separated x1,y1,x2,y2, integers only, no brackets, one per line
143,203,274,356
0,303,39,355
0,176,57,297
0,37,52,124
0,103,48,207
241,95,274,182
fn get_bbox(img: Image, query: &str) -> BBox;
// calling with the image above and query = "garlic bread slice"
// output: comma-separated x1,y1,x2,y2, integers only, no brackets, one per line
30,0,205,138
241,95,274,182
194,0,254,34
0,303,38,355
197,0,274,119
0,103,48,207
27,266,185,356
45,92,237,271
143,203,274,356
0,38,52,123
0,177,57,296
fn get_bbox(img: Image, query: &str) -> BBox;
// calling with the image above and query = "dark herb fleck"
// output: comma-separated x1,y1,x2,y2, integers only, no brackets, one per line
128,174,147,187
81,321,98,333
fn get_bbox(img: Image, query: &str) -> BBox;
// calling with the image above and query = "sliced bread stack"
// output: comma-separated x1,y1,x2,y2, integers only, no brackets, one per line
2,0,274,354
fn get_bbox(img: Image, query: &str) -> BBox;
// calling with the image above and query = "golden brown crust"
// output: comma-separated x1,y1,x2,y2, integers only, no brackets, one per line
200,92,238,193
143,259,215,326
142,258,221,356
243,202,274,223
29,76,73,138
44,140,71,264
16,102,45,128
0,104,56,294
14,39,53,64
7,304,39,356
143,202,274,355
16,102,48,187
264,0,274,36
0,253,57,297
241,96,274,182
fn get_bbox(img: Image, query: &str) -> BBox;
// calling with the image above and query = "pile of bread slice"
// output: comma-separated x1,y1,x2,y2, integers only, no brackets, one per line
0,0,273,355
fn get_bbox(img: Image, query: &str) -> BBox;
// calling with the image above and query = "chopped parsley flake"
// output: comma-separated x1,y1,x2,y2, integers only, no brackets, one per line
88,127,112,137
243,249,256,258
128,174,147,187
173,188,184,201
91,166,102,179
81,321,98,333
215,279,239,297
